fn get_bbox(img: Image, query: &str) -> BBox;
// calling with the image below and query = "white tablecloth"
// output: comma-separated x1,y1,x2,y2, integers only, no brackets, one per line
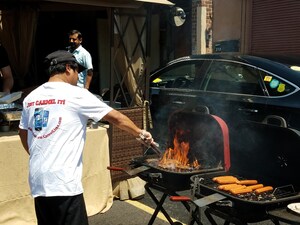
0,125,113,225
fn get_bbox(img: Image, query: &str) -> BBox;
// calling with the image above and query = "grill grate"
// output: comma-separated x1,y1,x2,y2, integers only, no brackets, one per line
191,174,298,203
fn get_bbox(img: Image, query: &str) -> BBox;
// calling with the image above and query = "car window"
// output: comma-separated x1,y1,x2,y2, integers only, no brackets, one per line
260,71,296,96
203,61,264,95
151,60,207,89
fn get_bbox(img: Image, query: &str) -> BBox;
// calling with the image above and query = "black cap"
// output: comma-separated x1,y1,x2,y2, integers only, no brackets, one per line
44,50,86,73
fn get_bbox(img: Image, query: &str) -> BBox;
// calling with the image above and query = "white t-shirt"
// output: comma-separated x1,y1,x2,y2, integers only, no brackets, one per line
19,82,113,197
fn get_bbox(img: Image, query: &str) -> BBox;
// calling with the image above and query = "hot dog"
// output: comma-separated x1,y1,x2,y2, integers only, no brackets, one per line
218,183,239,190
227,185,246,192
247,184,264,190
230,187,253,195
255,186,273,194
237,180,258,185
213,175,238,181
213,176,239,184
217,178,240,184
221,184,245,191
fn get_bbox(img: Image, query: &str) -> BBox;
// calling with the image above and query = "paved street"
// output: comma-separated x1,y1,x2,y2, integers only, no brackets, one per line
88,188,291,225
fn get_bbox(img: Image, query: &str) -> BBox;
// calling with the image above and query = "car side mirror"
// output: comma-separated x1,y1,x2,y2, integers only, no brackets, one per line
169,6,186,27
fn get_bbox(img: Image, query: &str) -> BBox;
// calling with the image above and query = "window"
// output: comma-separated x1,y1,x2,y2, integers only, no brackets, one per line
261,71,295,96
151,60,207,89
203,61,264,95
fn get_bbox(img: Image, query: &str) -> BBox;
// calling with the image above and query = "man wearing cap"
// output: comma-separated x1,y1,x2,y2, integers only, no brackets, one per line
18,50,154,225
67,29,93,89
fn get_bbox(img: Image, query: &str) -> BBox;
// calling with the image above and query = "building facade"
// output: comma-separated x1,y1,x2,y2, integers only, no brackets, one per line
188,0,300,55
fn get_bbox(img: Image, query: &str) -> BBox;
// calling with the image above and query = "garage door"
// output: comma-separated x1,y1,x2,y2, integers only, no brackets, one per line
251,0,300,54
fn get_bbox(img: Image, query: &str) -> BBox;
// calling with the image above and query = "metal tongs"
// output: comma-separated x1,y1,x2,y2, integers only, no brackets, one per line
136,132,162,157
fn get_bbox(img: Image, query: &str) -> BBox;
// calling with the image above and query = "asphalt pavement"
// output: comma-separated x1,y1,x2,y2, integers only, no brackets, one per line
88,188,290,225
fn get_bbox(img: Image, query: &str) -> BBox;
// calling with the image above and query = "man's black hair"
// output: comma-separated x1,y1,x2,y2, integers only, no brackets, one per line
68,29,82,40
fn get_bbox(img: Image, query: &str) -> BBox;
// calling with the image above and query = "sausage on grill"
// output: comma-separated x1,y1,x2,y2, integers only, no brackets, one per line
230,187,253,195
237,180,258,185
213,176,239,184
218,183,238,190
255,186,274,194
248,184,264,190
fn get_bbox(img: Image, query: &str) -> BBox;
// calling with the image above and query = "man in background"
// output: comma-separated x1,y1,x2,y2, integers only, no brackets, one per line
0,43,14,93
67,29,93,89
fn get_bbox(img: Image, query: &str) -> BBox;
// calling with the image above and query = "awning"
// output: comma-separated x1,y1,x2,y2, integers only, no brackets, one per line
0,0,174,8
135,0,174,5
42,0,137,8
42,0,174,8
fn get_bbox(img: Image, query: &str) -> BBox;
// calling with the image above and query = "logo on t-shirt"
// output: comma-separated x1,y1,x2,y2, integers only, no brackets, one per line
34,108,49,131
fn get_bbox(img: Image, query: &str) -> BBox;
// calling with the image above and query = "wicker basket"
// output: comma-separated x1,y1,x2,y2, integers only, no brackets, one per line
109,107,145,183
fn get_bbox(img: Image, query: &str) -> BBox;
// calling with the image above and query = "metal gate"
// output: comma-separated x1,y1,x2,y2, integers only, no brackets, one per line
251,0,300,54
108,7,152,108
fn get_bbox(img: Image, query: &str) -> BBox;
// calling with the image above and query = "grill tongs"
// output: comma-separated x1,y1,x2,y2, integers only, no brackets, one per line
136,133,162,157
107,132,162,176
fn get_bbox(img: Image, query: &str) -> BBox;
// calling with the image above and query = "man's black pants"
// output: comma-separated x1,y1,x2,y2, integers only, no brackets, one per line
34,194,89,225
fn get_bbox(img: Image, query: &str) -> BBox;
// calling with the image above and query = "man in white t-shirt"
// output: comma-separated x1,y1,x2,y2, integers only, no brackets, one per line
67,29,93,89
18,50,154,225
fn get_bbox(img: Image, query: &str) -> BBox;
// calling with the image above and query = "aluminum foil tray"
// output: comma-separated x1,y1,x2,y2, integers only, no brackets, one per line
0,92,22,104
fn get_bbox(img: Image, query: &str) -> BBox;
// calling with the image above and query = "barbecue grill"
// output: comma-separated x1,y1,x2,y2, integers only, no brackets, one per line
112,107,300,224
185,118,300,225
128,108,231,225
189,172,300,225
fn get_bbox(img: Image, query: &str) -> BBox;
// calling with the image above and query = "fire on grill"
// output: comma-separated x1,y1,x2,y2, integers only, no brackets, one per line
130,108,230,191
157,129,200,171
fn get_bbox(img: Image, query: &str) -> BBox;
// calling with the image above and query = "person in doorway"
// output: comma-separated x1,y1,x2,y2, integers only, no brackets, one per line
18,50,154,225
67,29,93,89
0,43,14,93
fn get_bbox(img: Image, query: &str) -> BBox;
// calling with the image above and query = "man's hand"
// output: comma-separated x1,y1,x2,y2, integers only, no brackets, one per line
139,129,153,145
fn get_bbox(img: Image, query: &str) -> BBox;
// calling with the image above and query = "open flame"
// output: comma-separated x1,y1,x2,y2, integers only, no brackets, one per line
158,129,200,171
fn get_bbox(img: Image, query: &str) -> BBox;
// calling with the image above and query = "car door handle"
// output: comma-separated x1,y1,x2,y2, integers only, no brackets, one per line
238,108,258,113
172,101,186,105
